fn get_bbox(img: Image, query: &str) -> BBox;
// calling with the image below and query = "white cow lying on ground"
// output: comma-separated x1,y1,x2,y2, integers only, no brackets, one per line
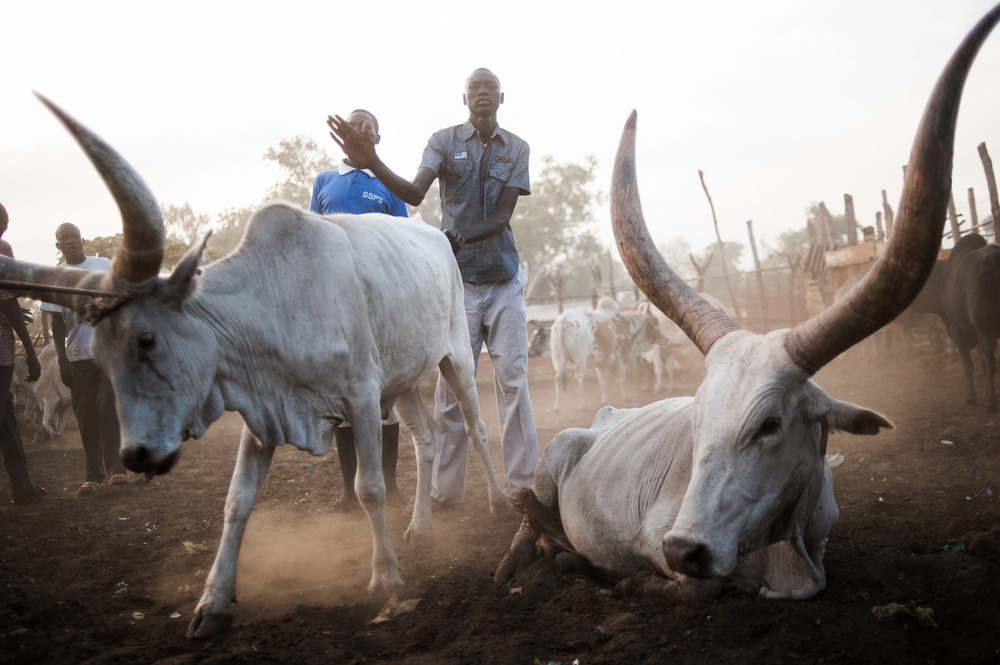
549,297,662,411
496,7,997,600
0,96,511,639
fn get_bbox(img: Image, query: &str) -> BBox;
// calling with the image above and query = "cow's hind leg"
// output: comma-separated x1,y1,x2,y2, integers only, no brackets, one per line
393,389,435,543
957,344,977,405
189,425,274,639
980,335,997,412
438,355,512,517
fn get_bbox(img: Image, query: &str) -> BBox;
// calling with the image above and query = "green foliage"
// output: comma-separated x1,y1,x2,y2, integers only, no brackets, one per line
511,155,607,299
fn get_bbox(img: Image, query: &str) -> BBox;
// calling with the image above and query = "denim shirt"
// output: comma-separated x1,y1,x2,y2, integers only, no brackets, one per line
420,121,530,283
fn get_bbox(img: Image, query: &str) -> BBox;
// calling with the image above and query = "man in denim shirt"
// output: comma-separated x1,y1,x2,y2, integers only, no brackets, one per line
329,68,538,506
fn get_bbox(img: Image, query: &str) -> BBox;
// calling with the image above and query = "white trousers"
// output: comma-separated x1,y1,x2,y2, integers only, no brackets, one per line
432,267,539,503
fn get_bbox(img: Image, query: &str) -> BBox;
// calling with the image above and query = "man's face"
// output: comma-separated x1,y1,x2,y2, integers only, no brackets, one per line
55,226,85,265
347,111,379,144
464,70,503,117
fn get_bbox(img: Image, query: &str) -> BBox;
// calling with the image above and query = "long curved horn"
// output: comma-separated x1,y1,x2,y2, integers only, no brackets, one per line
0,264,121,308
35,93,164,284
611,110,740,356
784,5,1000,375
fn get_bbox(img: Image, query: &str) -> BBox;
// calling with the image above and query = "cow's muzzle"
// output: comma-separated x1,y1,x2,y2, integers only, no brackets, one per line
122,446,180,478
663,533,716,579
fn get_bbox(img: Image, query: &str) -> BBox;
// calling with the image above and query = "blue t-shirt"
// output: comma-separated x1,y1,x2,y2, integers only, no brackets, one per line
310,163,408,217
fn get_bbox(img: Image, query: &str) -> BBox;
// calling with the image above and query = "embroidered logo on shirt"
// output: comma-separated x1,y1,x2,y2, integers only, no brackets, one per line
454,151,468,160
494,155,514,165
362,191,386,205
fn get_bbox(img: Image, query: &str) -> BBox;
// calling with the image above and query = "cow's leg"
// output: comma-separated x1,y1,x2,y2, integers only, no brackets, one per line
957,344,977,405
393,389,435,543
553,362,564,412
650,346,664,393
350,403,404,595
438,355,512,517
495,428,591,584
980,334,997,412
189,425,274,639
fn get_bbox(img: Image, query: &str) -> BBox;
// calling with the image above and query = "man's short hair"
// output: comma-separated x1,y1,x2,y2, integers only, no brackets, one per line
349,109,379,134
0,203,8,228
55,222,81,239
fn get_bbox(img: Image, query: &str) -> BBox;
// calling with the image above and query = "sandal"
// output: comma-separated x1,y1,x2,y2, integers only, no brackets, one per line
78,481,101,495
108,474,130,486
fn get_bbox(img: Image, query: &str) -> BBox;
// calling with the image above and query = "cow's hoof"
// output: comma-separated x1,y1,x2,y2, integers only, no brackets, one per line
403,524,431,545
494,539,538,584
187,610,233,640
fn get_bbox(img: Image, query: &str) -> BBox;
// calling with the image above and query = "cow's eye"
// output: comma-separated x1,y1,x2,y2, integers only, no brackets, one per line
754,416,781,440
138,332,156,351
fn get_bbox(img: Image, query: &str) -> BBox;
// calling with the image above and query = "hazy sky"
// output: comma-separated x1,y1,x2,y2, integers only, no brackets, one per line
2,0,999,268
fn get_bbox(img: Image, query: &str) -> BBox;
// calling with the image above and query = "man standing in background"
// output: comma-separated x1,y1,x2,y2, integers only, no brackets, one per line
0,203,45,504
41,223,128,495
329,68,538,507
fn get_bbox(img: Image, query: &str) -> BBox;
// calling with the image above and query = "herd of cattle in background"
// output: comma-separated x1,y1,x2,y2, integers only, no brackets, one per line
1,4,999,642
523,220,1000,414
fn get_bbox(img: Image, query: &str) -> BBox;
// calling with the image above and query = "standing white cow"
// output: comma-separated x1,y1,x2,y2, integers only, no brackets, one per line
550,297,662,411
31,343,72,440
0,96,511,639
496,6,998,601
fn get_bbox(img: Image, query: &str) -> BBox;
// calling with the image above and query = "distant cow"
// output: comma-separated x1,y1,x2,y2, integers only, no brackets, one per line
495,8,994,602
527,320,551,357
549,298,662,411
633,294,732,394
32,344,73,439
0,96,510,639
911,232,1000,411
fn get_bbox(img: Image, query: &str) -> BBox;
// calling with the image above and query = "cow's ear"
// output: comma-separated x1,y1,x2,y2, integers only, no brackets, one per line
824,399,893,435
162,232,211,310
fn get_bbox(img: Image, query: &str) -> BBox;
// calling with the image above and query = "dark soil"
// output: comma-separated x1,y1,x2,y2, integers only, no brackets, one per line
2,341,999,664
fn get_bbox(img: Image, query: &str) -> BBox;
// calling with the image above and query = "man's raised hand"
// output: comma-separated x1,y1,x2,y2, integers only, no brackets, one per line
328,115,377,169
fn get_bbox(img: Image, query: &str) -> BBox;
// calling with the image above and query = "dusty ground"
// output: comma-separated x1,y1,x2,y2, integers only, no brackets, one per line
1,340,999,665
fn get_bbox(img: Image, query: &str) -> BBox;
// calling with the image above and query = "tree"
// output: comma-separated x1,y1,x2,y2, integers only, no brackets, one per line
511,155,606,299
760,203,848,271
692,240,745,305
263,136,338,209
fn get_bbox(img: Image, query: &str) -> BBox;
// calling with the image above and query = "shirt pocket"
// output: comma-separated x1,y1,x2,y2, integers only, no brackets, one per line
488,163,511,184
446,158,474,179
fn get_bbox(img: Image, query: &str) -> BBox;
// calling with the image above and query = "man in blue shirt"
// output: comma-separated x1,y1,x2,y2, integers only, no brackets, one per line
311,109,407,510
311,110,408,218
329,68,539,508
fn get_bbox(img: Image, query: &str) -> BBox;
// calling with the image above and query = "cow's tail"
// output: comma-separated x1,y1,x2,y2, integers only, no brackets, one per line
511,487,566,541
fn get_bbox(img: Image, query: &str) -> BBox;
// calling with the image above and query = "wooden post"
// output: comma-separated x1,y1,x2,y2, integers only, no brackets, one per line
549,276,564,314
698,170,740,308
947,192,962,240
881,190,895,238
843,194,858,245
786,254,802,325
818,202,836,248
968,187,979,231
689,252,713,293
875,211,885,240
746,219,769,330
978,142,1000,238
606,250,616,300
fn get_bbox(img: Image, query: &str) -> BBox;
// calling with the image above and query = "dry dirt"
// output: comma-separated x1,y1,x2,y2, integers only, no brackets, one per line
2,341,999,664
